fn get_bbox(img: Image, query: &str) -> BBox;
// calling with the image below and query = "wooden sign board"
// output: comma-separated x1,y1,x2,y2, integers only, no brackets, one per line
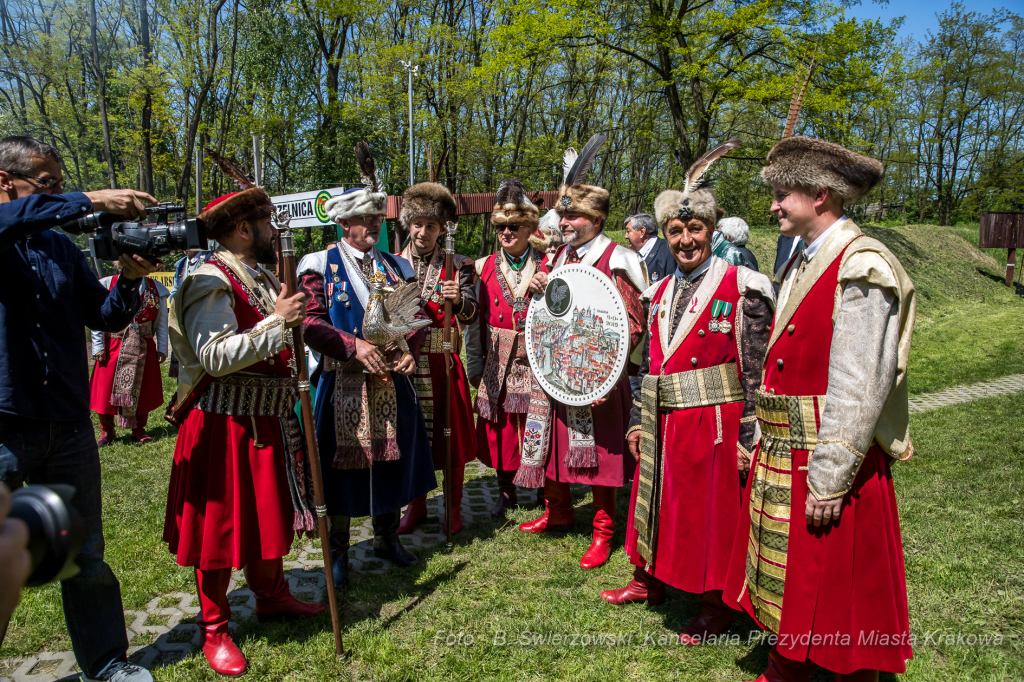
979,212,1024,286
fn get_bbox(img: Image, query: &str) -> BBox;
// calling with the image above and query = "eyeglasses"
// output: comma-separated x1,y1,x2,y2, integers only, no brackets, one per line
4,170,65,191
495,224,521,233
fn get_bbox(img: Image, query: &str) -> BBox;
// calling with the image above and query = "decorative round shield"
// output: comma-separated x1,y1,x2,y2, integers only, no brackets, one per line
525,264,630,406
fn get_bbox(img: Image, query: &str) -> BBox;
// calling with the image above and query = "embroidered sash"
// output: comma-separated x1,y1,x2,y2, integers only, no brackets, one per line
326,358,400,469
109,278,160,428
633,364,745,564
744,390,825,634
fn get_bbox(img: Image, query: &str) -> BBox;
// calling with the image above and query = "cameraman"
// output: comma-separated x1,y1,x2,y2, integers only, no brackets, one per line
0,136,157,682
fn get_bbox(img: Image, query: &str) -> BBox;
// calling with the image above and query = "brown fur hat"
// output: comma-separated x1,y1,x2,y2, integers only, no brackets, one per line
490,177,539,232
555,184,609,222
199,187,274,240
761,137,884,204
653,187,718,234
399,182,457,228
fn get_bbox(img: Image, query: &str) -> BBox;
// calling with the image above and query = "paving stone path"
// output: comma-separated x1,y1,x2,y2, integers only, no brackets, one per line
907,374,1024,413
5,374,1024,681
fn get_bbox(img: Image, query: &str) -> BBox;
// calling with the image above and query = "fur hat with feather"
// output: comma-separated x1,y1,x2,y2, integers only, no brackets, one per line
760,136,884,204
490,177,539,233
529,209,563,251
555,134,610,221
399,182,457,228
654,138,741,233
325,142,388,223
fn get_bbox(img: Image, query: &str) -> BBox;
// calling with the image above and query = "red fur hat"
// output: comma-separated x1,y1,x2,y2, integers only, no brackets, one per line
198,188,274,239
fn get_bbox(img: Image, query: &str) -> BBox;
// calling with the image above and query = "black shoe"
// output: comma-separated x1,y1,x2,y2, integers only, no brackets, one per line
330,547,349,591
372,538,417,566
490,490,518,517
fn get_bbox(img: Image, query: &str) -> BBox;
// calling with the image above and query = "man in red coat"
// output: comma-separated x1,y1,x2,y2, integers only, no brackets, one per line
601,175,774,645
163,188,324,676
518,143,648,570
723,138,916,682
397,182,478,534
466,178,549,516
90,275,168,444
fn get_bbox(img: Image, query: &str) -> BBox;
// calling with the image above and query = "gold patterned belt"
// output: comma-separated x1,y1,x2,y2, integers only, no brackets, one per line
633,362,744,564
754,390,826,450
423,327,462,355
196,373,297,418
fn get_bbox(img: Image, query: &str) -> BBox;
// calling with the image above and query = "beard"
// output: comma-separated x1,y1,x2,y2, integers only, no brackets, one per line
254,231,278,266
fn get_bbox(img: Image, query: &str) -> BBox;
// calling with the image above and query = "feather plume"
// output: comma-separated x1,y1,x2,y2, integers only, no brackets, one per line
206,148,254,190
783,50,817,139
384,282,432,329
683,138,742,194
495,177,526,207
354,141,381,193
563,133,606,187
561,148,578,183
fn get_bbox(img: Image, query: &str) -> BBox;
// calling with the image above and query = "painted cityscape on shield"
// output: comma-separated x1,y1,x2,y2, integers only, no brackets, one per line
530,305,624,397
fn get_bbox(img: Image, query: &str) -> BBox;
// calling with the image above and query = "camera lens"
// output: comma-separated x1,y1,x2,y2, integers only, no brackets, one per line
9,485,84,587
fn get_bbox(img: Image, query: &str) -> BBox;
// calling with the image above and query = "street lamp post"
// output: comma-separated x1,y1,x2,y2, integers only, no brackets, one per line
399,60,418,187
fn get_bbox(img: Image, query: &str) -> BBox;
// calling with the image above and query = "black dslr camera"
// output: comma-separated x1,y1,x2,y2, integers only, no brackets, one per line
9,485,84,586
60,203,207,261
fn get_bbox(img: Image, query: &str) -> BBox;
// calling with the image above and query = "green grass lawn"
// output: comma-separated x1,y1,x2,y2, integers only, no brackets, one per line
3,223,1024,680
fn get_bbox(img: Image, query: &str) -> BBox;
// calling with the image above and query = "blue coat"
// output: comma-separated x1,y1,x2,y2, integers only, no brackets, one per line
312,246,437,517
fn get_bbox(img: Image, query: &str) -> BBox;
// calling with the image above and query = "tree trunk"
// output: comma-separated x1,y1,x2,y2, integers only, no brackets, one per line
89,0,117,188
138,0,154,195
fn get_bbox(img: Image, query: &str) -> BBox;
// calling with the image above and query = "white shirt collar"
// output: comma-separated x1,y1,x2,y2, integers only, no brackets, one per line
573,235,597,257
803,216,847,261
638,236,658,259
675,255,711,281
241,261,263,280
341,238,377,262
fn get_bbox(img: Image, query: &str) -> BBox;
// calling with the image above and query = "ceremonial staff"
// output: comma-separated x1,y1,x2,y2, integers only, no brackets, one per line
442,221,457,552
273,207,345,659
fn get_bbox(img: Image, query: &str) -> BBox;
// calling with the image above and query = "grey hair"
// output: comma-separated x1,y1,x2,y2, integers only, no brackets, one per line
717,216,750,247
0,136,61,174
625,213,658,239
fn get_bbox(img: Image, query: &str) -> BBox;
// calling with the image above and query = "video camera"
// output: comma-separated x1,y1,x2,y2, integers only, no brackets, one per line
59,203,207,261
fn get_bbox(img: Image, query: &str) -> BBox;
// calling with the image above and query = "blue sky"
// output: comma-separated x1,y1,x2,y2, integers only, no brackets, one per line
846,0,1015,41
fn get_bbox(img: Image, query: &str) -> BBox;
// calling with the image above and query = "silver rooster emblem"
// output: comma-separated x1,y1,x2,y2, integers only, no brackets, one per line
362,270,432,355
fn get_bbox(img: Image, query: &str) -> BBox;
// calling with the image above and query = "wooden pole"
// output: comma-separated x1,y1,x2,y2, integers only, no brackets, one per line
1008,248,1016,287
275,210,345,659
442,221,457,552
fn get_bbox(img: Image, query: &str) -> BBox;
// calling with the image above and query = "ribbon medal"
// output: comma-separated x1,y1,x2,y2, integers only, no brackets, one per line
709,299,733,334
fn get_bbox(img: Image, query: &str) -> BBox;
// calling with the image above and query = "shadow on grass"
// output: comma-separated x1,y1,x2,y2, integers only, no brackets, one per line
974,266,1024,296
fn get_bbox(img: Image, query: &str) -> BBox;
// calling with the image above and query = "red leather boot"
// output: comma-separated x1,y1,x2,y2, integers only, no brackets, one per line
744,648,815,682
678,589,735,645
440,463,465,535
398,496,428,535
245,558,326,621
196,567,246,676
519,479,575,532
580,485,615,569
97,414,115,447
601,565,666,605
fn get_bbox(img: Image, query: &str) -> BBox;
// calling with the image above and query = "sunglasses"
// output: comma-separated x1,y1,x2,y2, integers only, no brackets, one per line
495,224,522,233
5,170,65,191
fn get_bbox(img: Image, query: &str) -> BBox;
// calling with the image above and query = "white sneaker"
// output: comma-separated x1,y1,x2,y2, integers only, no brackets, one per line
82,661,154,682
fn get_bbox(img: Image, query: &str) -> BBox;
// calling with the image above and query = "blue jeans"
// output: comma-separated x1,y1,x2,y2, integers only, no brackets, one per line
0,416,129,678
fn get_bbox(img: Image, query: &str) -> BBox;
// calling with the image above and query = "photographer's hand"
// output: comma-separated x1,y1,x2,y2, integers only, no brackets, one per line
117,253,159,282
83,189,157,220
0,483,31,644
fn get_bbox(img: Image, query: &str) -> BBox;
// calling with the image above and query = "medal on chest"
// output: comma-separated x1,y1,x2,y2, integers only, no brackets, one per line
709,299,733,334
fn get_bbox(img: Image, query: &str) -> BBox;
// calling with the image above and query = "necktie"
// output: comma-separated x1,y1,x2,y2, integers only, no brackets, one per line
564,246,580,264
